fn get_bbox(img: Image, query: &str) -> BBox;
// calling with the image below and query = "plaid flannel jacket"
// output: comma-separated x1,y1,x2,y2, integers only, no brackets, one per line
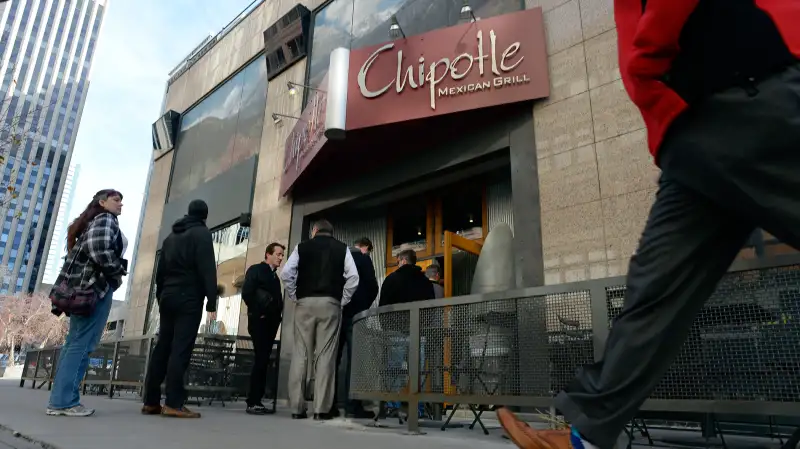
54,212,125,301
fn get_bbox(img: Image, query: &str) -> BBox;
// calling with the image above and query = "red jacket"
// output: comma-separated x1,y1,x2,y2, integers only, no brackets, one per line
615,0,800,156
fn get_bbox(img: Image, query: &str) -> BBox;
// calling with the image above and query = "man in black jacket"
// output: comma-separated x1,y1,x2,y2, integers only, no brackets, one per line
242,242,285,415
143,200,218,419
331,237,378,418
380,249,435,308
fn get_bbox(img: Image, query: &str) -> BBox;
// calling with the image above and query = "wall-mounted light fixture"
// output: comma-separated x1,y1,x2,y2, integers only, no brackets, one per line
287,80,326,97
272,112,303,125
389,15,405,39
460,0,477,23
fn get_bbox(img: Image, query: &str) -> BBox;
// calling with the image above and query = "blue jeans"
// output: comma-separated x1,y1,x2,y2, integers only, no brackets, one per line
49,289,114,409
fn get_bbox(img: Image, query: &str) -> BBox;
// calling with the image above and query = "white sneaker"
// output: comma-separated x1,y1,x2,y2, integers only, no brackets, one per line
46,405,95,417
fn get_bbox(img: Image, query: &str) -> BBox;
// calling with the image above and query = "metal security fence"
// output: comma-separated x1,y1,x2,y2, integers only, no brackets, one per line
350,255,800,433
19,334,281,410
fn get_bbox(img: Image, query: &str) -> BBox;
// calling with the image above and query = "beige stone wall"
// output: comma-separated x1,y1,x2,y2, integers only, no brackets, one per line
125,151,173,335
528,0,659,285
125,0,324,335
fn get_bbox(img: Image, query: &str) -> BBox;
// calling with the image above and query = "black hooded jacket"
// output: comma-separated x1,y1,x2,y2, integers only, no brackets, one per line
156,215,218,312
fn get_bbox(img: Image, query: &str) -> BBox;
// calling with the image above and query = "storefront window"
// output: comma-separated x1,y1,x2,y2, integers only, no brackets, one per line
440,184,484,245
388,198,432,264
199,223,250,336
307,0,523,94
169,55,268,201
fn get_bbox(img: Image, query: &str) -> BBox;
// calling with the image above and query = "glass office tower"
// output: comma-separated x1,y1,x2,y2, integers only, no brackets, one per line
0,0,106,293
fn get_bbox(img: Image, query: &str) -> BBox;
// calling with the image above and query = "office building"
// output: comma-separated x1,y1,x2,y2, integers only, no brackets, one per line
0,0,107,293
41,162,79,287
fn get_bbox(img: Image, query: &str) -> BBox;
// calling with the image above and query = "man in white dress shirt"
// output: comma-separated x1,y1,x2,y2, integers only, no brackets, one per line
281,219,359,420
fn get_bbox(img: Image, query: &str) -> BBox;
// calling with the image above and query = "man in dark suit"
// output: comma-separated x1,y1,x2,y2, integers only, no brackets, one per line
331,237,379,418
241,242,285,415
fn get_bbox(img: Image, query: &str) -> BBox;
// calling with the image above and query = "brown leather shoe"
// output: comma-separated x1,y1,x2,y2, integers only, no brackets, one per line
141,405,162,415
161,405,201,418
497,408,572,449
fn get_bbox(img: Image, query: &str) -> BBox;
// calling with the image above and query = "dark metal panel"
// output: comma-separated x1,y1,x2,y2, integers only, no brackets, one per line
509,107,543,288
158,155,258,248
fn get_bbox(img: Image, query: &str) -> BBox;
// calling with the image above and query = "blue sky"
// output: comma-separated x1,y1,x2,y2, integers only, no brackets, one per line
68,0,256,300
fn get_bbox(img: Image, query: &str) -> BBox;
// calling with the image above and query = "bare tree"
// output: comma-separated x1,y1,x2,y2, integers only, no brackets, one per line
0,292,68,365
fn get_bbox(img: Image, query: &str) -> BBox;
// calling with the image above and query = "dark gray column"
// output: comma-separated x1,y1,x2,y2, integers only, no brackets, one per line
509,108,544,288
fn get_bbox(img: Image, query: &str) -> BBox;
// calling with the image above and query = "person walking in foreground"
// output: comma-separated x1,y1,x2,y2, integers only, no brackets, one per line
242,242,285,415
497,1,800,448
330,237,379,419
142,200,218,418
281,219,359,420
47,189,128,417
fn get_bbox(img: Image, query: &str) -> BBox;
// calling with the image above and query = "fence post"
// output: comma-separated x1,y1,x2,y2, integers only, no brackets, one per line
32,351,42,390
407,308,421,434
109,341,119,398
141,337,153,399
589,284,610,362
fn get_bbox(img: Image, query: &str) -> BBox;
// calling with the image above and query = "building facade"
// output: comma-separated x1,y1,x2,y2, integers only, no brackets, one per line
0,0,107,293
125,0,795,393
41,162,79,287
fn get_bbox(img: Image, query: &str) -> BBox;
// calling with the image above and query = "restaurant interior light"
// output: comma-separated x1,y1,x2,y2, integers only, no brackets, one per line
460,0,477,23
389,15,405,39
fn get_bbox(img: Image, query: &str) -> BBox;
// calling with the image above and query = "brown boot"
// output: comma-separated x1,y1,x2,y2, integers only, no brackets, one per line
141,405,162,415
497,408,572,449
161,405,201,418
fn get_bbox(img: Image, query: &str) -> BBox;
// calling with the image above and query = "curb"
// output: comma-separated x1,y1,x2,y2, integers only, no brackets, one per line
0,423,60,449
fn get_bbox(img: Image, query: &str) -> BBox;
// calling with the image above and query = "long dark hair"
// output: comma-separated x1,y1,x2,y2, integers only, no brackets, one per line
66,189,123,251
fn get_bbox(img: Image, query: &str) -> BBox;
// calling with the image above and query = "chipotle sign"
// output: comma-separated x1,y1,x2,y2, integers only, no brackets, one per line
346,8,549,130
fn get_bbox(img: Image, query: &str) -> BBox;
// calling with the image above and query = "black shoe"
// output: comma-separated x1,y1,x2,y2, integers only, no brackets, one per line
292,412,308,419
246,404,269,415
345,409,375,419
328,407,341,418
313,413,333,421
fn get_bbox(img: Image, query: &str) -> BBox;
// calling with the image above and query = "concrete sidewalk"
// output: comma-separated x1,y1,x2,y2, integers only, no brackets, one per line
0,380,514,449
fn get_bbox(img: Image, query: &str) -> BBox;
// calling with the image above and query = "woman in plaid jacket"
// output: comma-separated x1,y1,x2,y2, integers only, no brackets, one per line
47,189,128,417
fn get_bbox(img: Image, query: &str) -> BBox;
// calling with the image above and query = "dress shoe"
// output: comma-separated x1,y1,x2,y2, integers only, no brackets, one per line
141,405,162,415
496,408,572,449
161,405,201,419
292,412,308,419
313,412,333,421
328,407,341,418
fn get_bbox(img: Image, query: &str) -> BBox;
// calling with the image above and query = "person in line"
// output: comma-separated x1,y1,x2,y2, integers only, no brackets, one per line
281,219,359,420
47,190,128,417
425,264,444,299
379,250,435,308
496,1,800,448
142,200,218,419
330,237,379,419
241,242,285,415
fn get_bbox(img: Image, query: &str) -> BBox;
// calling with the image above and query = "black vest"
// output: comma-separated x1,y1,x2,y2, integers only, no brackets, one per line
296,234,348,301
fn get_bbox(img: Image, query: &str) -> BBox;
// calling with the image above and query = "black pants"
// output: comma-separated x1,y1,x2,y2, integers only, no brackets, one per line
555,63,800,449
332,314,357,413
247,312,282,406
143,294,203,409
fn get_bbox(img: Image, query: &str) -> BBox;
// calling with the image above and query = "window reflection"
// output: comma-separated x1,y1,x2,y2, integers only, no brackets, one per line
199,223,250,336
307,0,523,93
169,56,268,201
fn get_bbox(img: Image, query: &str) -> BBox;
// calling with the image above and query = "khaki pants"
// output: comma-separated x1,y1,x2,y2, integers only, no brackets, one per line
288,296,341,414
